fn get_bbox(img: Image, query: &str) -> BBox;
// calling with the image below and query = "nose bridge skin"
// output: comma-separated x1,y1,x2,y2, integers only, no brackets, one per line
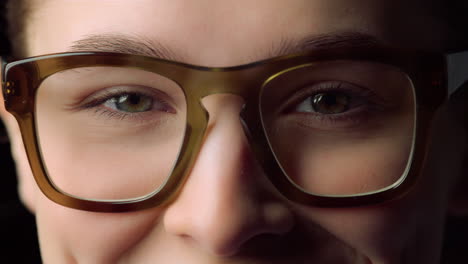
163,94,294,257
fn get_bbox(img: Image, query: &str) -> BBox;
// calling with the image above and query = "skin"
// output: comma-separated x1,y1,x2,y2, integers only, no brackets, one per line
0,0,467,263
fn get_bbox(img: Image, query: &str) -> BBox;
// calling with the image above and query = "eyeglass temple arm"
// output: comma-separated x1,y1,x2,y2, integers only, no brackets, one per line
1,57,7,92
447,50,468,96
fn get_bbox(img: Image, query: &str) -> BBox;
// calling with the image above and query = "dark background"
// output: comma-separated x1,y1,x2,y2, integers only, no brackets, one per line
0,121,41,262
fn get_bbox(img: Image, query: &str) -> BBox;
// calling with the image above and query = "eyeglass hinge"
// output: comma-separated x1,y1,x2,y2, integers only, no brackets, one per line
3,81,17,96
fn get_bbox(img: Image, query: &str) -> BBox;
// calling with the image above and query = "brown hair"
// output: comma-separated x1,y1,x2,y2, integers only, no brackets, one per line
5,0,33,58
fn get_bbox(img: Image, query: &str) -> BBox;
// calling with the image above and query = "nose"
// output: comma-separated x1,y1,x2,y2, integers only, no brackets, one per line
163,94,294,256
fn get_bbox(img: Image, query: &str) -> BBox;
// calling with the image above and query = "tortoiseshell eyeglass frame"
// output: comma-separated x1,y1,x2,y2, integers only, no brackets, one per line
2,46,463,213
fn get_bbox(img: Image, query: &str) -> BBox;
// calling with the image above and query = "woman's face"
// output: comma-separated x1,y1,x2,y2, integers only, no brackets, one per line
2,0,467,263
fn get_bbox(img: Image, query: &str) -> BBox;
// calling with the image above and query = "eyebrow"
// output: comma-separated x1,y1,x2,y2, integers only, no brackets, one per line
68,31,384,62
270,31,382,57
69,33,181,61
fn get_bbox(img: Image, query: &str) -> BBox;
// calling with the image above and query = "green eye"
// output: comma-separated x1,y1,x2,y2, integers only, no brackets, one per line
106,93,153,113
311,92,350,114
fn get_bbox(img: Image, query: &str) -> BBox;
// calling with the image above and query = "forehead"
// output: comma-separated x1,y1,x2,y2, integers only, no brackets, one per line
27,0,444,65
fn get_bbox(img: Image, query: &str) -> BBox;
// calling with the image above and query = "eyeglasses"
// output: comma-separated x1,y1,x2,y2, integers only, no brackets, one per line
2,46,465,212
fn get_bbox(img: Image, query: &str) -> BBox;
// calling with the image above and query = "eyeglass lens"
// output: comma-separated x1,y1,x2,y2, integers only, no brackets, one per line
261,60,415,196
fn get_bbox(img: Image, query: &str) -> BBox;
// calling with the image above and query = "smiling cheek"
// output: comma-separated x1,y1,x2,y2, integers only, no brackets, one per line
35,194,165,263
292,162,449,264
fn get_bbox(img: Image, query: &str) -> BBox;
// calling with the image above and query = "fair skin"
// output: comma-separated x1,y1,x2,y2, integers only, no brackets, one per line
0,0,467,263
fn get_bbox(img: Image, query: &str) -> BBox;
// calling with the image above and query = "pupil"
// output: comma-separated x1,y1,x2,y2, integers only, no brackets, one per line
322,94,337,105
127,94,141,105
312,92,349,114
114,94,152,112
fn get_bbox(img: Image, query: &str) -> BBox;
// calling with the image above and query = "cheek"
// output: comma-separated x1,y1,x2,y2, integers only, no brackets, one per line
0,113,38,212
35,194,165,263
270,114,414,195
292,164,449,264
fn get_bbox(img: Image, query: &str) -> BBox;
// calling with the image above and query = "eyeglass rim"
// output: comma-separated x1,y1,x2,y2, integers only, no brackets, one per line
1,46,449,212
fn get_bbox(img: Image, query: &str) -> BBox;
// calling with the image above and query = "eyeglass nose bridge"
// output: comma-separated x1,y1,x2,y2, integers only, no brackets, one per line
175,67,270,140
179,67,272,141
180,66,270,101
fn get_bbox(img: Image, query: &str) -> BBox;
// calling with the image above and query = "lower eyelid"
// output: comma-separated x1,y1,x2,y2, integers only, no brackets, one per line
88,106,171,126
285,106,375,131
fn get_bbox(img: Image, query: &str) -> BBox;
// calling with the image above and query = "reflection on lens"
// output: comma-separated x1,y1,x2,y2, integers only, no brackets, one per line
260,61,415,196
35,67,187,200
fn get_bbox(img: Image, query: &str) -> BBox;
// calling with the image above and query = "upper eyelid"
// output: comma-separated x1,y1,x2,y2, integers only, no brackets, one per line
77,85,176,108
282,81,359,107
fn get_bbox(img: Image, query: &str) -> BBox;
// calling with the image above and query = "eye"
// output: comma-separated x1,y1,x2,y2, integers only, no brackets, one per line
104,93,153,113
295,91,351,114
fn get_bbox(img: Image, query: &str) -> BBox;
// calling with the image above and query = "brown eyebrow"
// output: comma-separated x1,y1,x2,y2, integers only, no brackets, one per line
269,31,383,57
69,33,182,61
69,31,384,63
